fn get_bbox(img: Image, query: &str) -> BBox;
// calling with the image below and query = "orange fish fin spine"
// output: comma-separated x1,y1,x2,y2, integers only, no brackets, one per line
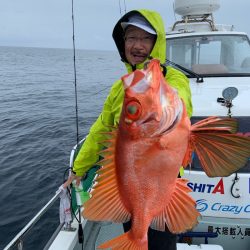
164,179,200,234
150,211,166,232
182,141,193,168
98,232,148,250
191,116,238,133
83,129,131,223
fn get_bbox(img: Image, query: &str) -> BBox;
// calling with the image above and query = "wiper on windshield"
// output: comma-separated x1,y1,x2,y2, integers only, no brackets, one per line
165,59,204,83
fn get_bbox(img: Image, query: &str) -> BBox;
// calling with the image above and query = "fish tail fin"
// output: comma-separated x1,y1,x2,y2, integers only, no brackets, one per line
98,232,147,250
190,117,250,177
151,179,200,233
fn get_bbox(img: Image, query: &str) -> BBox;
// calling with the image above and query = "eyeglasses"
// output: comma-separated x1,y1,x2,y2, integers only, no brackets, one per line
124,35,155,46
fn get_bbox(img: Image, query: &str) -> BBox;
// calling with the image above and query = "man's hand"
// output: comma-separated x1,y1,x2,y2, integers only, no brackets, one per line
63,171,85,188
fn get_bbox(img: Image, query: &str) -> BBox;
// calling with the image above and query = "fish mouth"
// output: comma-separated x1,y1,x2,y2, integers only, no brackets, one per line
124,110,181,133
131,113,157,127
125,114,155,126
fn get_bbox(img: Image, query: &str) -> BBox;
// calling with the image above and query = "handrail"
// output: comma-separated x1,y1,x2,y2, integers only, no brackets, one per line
4,138,86,250
4,189,62,250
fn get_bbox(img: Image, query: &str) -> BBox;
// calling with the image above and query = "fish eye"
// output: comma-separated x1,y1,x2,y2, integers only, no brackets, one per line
125,100,142,120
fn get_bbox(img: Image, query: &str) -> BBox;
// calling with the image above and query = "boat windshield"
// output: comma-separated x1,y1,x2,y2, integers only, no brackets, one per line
166,34,250,76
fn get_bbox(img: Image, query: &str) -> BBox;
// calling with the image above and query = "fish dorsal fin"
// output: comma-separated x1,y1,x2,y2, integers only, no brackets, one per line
190,117,250,177
150,179,200,233
82,129,131,223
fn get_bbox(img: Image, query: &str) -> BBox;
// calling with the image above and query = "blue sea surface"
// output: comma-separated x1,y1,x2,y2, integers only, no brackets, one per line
0,46,124,249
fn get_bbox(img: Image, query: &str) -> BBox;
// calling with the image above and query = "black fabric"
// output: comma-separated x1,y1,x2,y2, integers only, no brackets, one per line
161,64,167,77
123,221,177,250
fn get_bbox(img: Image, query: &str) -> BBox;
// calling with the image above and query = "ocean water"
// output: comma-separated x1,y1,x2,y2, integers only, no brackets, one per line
0,46,125,249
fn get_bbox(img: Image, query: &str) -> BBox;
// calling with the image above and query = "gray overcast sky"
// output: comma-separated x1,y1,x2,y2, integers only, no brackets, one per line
1,0,250,51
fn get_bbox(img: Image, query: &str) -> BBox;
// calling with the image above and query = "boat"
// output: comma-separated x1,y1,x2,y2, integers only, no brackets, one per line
4,0,250,249
165,0,250,249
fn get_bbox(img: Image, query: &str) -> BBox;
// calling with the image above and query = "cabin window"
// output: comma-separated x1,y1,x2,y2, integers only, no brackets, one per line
166,34,250,75
197,40,221,64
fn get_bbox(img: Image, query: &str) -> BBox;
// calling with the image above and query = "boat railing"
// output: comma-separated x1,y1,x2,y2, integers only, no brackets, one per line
4,138,86,250
171,13,217,31
3,189,62,250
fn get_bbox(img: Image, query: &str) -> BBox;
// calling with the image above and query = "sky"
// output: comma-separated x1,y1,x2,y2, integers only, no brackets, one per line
1,0,250,51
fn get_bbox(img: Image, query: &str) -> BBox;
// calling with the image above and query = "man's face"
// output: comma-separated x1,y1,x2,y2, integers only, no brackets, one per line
124,26,156,66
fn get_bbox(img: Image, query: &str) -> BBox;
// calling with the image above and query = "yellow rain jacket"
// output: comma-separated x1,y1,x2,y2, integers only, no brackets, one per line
73,9,193,176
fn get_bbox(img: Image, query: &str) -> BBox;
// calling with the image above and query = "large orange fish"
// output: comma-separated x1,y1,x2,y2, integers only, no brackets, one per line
83,59,250,250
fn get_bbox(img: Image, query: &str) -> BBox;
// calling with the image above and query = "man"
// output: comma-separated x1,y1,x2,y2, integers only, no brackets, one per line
72,9,192,249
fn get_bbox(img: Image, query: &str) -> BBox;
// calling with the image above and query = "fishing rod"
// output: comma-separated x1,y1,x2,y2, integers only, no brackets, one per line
119,0,127,16
71,0,80,146
70,0,84,247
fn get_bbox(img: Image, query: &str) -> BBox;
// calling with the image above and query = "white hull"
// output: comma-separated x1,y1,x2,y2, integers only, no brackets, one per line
49,215,223,250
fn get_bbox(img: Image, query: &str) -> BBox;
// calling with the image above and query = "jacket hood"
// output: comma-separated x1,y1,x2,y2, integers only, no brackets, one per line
112,9,166,73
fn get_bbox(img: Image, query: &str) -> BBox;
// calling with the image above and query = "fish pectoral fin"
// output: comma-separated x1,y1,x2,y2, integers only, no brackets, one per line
191,117,250,177
82,130,131,223
191,116,237,133
151,179,200,234
98,232,147,250
83,169,131,222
